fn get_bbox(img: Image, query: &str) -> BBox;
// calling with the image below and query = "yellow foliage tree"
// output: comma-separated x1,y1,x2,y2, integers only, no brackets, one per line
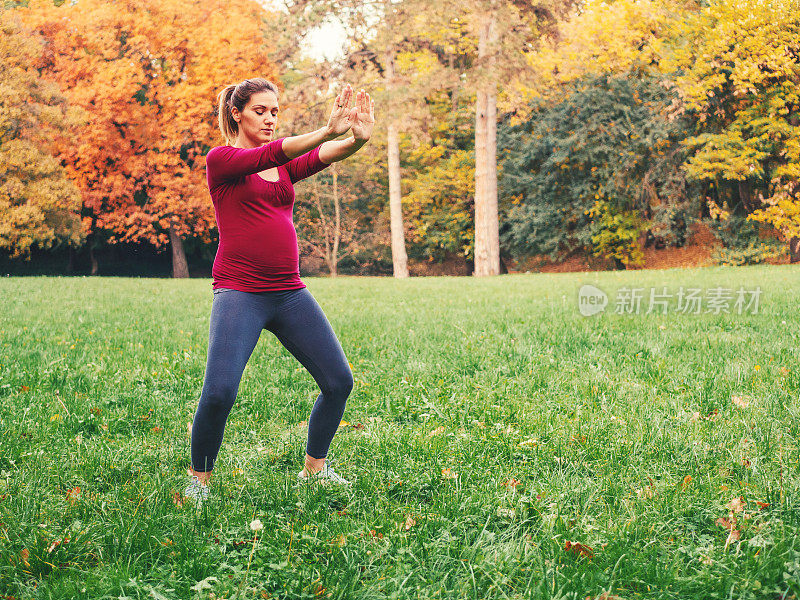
661,0,800,252
0,8,85,258
511,0,675,120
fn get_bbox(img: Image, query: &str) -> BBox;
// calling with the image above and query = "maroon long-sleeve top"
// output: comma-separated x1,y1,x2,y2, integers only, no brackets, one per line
204,138,330,291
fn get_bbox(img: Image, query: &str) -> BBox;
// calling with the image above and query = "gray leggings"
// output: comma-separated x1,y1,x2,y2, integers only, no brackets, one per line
191,286,353,472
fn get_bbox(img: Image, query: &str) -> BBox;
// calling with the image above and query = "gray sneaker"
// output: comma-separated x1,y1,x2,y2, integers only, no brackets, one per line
184,476,212,504
297,459,352,487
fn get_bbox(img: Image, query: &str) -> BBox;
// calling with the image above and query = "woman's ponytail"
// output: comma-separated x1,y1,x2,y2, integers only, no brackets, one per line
217,84,238,146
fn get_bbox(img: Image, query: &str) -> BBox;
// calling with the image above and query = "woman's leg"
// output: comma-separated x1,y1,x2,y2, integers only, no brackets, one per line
266,287,354,472
191,289,272,482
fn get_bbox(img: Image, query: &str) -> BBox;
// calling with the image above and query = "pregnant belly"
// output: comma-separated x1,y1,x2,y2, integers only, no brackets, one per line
217,223,299,273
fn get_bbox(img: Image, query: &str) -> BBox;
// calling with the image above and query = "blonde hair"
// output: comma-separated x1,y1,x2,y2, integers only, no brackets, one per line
216,78,280,145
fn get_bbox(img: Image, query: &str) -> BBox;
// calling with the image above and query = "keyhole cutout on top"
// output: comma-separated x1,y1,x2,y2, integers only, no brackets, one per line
256,167,280,183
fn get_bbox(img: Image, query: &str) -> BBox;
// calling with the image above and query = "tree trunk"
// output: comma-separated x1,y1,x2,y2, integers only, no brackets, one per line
312,177,335,275
385,46,409,279
738,180,753,213
67,246,75,273
790,236,800,263
473,4,500,277
331,164,340,277
89,243,98,276
449,52,459,149
169,224,190,278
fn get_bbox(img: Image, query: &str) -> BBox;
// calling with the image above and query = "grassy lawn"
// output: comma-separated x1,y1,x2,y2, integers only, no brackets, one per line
1,266,798,599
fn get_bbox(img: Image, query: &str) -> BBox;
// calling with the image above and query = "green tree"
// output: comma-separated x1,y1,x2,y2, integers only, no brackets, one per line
499,73,698,268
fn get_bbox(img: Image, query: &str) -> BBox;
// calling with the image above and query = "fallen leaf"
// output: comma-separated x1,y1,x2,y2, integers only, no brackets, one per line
47,536,70,553
441,467,458,479
731,395,750,409
726,497,745,513
564,540,594,558
755,501,769,510
681,475,692,489
172,491,184,508
428,426,446,437
715,516,735,530
403,515,416,530
66,486,81,505
724,527,741,548
500,477,522,489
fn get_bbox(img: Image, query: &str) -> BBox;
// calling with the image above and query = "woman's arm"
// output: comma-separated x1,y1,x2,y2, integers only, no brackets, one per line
282,127,339,160
318,136,367,164
205,139,294,185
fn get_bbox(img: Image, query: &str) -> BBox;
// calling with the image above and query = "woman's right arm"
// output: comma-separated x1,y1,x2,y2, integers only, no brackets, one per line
205,127,339,185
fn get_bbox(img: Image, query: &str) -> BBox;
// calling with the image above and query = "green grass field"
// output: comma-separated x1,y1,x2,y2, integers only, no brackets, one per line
1,267,798,599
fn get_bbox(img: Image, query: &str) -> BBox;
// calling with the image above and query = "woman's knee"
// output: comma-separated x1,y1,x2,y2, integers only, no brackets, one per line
325,367,354,399
199,383,238,414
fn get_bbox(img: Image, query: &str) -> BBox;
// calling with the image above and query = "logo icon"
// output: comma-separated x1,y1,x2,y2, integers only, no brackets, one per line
578,284,608,316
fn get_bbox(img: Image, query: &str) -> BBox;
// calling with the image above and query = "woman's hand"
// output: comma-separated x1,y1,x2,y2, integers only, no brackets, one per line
350,89,374,143
326,84,354,137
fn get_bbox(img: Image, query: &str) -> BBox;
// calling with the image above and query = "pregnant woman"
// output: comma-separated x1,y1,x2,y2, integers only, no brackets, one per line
184,78,374,503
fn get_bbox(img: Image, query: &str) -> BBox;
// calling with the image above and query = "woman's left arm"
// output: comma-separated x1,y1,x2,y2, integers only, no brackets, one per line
318,136,368,165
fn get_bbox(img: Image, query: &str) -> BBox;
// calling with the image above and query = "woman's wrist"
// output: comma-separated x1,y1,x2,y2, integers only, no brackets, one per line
323,126,340,143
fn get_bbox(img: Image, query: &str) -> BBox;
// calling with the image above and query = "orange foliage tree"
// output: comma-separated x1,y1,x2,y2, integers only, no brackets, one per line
17,0,284,276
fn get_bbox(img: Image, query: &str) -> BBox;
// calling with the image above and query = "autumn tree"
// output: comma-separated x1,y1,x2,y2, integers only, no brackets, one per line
501,0,698,268
0,8,84,259
286,0,485,277
659,0,800,262
17,0,285,277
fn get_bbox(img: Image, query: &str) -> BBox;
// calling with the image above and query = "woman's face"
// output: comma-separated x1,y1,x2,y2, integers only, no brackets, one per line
232,90,279,145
